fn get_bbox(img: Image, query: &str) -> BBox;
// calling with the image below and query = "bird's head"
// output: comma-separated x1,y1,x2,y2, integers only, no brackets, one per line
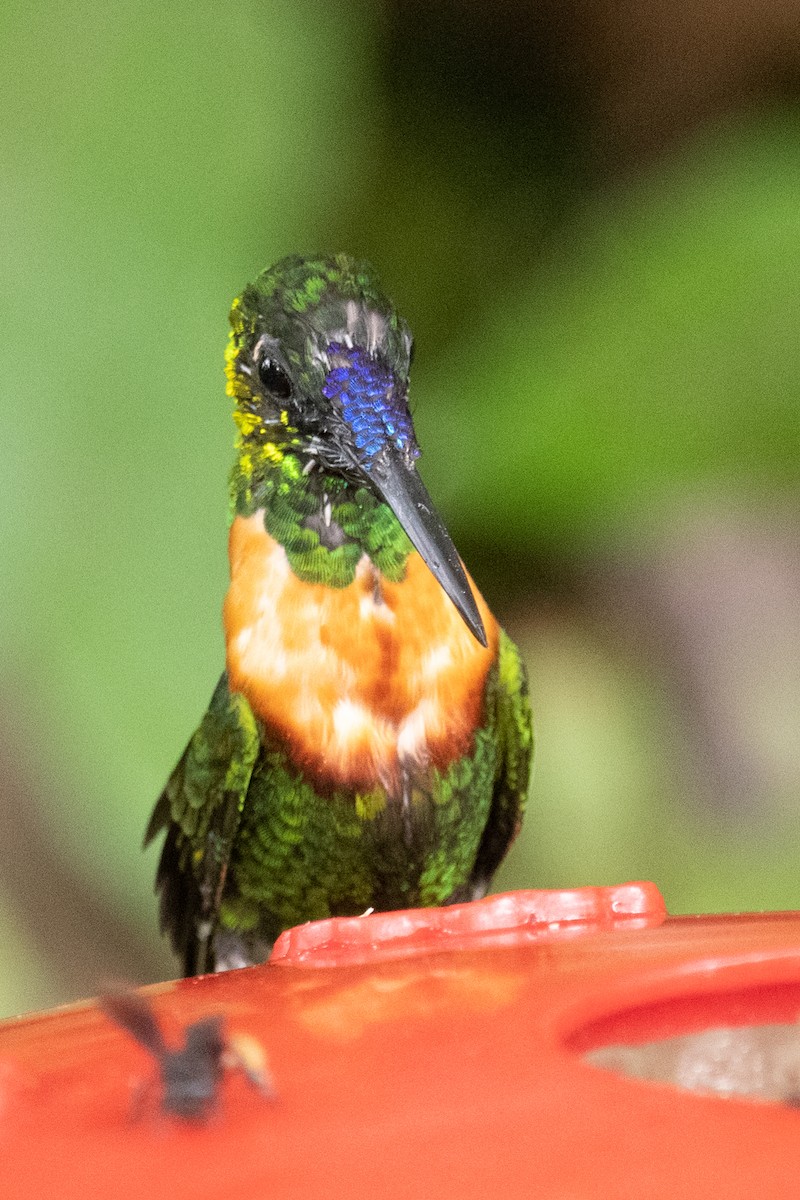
226,253,486,646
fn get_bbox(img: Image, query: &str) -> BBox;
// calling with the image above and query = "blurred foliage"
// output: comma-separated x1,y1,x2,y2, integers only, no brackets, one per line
421,119,800,558
1,0,799,1017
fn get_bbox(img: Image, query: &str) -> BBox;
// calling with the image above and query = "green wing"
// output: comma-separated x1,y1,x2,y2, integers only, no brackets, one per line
468,629,534,895
144,673,260,976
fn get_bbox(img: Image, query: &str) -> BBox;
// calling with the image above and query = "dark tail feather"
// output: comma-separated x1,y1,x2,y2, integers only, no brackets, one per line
145,787,199,973
152,822,205,977
143,789,171,849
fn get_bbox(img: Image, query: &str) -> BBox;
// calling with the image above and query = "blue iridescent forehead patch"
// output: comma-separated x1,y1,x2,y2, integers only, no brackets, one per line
321,342,418,466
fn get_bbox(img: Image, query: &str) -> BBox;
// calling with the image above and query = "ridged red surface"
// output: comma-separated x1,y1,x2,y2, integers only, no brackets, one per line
2,884,800,1199
270,880,667,965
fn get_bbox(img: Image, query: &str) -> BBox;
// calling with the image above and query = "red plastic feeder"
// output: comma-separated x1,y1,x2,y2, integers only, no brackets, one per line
2,882,800,1198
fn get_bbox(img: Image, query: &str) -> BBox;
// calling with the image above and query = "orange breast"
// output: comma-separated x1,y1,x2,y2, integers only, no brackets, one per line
224,511,498,791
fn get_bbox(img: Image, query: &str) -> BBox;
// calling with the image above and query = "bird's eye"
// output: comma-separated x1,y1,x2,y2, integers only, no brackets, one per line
258,357,292,400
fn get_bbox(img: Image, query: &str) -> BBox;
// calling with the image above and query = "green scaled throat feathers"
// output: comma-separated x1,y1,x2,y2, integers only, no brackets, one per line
145,253,533,975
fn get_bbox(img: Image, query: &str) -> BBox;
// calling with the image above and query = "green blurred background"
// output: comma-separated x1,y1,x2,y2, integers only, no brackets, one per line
2,0,800,1018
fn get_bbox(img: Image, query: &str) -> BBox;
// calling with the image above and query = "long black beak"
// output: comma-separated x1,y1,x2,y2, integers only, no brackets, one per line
366,449,487,647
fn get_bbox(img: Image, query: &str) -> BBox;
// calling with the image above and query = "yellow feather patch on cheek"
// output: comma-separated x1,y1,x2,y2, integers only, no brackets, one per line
225,326,253,403
233,410,263,437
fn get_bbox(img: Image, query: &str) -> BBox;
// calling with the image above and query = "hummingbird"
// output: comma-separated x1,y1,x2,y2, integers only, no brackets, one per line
146,253,533,975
